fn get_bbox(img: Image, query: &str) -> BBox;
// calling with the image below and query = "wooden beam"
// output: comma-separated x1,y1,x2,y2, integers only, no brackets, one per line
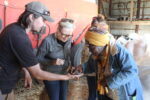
110,28,137,30
111,14,150,17
112,7,150,10
112,0,150,4
107,21,150,25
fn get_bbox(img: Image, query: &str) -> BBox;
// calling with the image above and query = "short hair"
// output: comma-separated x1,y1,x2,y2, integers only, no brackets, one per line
17,11,40,28
58,18,74,30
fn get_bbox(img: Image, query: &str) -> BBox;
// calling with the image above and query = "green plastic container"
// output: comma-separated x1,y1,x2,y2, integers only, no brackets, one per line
132,96,136,100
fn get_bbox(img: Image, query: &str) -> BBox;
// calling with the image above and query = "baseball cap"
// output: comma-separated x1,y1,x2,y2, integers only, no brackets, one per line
25,1,54,22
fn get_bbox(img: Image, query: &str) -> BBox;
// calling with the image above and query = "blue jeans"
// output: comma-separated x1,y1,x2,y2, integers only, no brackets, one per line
43,80,69,100
87,76,97,100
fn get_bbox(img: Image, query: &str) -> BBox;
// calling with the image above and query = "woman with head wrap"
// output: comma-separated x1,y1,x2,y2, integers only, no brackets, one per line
75,14,143,100
36,18,76,100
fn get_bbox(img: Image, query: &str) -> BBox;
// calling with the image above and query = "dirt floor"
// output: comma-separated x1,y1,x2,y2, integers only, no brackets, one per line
15,79,44,100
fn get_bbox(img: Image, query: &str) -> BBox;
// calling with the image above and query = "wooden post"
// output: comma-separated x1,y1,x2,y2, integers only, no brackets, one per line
135,25,139,33
135,0,141,33
98,0,106,16
130,0,134,21
98,0,102,14
109,0,112,17
136,0,141,19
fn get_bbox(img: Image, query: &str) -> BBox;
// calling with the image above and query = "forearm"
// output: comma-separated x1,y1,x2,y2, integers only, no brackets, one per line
38,57,57,66
107,69,137,89
28,64,69,81
107,46,138,89
37,70,69,81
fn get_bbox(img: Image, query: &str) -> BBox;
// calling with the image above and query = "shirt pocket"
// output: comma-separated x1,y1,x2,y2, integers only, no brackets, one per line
125,79,136,96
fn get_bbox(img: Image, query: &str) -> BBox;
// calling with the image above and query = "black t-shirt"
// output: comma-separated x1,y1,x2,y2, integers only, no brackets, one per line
57,38,66,46
0,23,38,94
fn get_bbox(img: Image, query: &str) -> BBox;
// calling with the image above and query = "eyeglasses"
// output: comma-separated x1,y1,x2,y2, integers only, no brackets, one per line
60,33,72,37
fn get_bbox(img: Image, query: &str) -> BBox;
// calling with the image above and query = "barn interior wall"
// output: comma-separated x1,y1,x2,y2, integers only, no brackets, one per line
105,0,150,35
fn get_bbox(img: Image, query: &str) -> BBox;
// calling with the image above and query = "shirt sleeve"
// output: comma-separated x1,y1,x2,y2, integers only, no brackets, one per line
9,31,38,67
36,36,53,66
107,44,138,89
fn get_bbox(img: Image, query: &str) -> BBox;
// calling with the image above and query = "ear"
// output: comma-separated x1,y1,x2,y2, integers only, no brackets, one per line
28,14,34,22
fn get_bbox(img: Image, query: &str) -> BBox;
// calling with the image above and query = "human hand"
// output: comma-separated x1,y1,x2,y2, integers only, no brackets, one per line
52,58,65,65
68,65,83,74
67,66,76,74
64,73,83,80
75,65,83,73
23,68,32,89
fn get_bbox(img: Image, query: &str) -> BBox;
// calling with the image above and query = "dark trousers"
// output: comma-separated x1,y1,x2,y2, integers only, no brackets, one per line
87,76,98,100
43,80,69,100
98,95,113,100
87,76,112,100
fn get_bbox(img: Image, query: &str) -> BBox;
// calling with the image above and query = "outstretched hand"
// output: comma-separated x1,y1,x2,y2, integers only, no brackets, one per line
66,73,83,80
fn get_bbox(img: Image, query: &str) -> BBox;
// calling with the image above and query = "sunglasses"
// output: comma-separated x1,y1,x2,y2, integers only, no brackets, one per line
60,33,72,37
28,9,50,16
60,18,74,23
43,10,50,16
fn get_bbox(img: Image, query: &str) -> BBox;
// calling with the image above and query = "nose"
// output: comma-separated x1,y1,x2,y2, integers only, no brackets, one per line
62,35,66,38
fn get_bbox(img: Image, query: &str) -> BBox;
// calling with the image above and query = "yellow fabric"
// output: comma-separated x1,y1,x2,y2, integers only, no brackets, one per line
85,31,109,46
97,45,110,95
85,30,112,95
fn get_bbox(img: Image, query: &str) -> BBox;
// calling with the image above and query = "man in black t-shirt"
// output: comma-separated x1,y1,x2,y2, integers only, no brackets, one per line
0,1,82,100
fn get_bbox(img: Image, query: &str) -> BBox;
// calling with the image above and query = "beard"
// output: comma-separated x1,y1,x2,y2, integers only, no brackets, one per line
32,26,46,34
